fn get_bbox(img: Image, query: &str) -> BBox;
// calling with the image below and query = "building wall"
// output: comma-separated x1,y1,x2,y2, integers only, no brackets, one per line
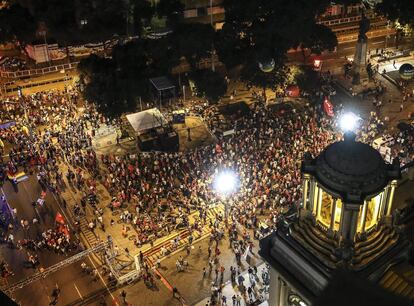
268,266,311,306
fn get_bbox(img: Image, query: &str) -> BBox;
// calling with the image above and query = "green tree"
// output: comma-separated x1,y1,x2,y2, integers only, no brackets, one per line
0,3,36,48
217,0,335,87
78,37,181,118
172,23,215,69
376,0,414,26
31,0,79,44
302,24,338,55
295,66,320,94
240,59,288,102
78,0,127,44
192,70,227,102
130,0,154,35
156,0,184,28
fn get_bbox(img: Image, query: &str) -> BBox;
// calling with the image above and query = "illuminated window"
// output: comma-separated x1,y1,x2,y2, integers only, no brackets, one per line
357,192,383,232
318,190,342,231
288,294,308,306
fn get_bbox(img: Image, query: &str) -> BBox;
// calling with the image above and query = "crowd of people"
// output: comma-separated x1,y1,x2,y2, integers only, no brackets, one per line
0,78,413,305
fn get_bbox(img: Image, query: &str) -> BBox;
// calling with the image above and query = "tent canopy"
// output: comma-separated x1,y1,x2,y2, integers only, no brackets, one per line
126,108,168,134
149,77,175,91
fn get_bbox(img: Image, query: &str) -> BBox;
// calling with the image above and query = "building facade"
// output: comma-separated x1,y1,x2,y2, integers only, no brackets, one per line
260,132,412,306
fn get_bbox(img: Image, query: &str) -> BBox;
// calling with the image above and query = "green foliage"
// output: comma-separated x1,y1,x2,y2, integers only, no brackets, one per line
376,0,414,26
130,0,154,35
240,59,289,92
78,0,127,42
301,24,338,54
156,0,184,28
0,3,36,46
191,70,227,102
1,0,130,46
78,38,180,118
31,0,79,44
294,66,320,93
217,0,336,88
171,23,215,68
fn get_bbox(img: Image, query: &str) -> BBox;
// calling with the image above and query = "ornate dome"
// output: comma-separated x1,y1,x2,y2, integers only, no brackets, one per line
302,133,401,204
258,58,275,73
399,63,414,80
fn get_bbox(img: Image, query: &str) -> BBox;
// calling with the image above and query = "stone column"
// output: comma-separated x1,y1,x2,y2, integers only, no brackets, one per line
312,185,320,216
268,268,280,306
302,174,310,210
386,181,398,216
308,179,316,213
340,204,360,243
349,208,360,241
329,198,337,231
279,280,288,306
316,189,323,219
379,188,389,221
360,201,368,234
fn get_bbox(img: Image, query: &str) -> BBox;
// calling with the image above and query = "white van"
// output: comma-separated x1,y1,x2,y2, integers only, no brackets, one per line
372,136,395,150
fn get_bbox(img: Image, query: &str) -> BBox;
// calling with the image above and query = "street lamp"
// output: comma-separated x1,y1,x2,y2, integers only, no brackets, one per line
213,170,239,222
339,112,360,132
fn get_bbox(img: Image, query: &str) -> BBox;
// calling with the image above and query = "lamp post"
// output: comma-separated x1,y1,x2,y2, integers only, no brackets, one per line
339,112,360,133
213,171,238,223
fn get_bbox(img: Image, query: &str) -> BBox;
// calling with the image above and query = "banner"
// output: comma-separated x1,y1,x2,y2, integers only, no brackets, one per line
323,97,334,117
55,212,65,225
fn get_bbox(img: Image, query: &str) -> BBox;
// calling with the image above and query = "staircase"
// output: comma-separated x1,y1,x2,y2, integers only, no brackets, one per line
352,226,399,267
143,205,223,266
290,220,340,269
380,270,414,300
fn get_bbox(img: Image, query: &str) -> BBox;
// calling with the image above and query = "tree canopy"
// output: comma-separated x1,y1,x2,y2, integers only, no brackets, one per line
191,70,227,102
216,0,336,90
0,3,36,46
376,0,414,26
78,38,181,118
171,23,215,68
156,0,184,28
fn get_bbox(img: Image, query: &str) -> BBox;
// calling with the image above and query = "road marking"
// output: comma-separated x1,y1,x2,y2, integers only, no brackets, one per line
49,190,75,229
20,180,42,222
74,283,83,300
372,41,385,45
86,255,118,306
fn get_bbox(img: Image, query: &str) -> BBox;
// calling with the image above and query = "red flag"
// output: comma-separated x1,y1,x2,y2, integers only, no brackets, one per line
215,144,222,154
323,97,334,117
55,212,65,225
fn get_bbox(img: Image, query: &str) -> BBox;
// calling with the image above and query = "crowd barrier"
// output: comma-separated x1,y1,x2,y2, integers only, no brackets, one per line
0,62,79,79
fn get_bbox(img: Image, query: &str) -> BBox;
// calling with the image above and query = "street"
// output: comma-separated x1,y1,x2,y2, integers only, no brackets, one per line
1,3,414,306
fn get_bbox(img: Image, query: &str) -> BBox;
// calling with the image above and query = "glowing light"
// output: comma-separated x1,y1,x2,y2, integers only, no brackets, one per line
213,171,238,194
339,112,359,132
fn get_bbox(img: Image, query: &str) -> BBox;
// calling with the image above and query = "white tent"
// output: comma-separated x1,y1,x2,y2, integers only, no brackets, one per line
125,108,168,134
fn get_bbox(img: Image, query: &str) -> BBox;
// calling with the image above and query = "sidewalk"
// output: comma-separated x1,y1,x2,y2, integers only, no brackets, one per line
194,263,269,306
58,158,227,270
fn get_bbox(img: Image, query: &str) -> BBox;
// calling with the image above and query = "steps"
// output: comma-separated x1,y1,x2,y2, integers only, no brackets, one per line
380,270,414,300
353,227,399,266
143,206,223,266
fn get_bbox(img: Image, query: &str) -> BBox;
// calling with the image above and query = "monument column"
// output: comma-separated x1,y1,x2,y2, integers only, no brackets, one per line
352,13,370,85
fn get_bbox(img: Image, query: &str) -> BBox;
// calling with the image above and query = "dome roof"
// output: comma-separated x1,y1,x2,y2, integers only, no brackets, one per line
399,63,414,80
302,133,401,204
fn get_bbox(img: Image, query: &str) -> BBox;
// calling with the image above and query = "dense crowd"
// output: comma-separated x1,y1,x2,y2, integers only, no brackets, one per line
0,83,413,306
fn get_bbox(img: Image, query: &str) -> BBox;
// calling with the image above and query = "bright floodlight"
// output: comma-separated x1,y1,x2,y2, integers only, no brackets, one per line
213,171,237,194
339,112,359,132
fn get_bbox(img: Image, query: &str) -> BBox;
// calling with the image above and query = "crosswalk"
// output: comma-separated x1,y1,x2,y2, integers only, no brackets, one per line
144,206,223,266
59,187,101,249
